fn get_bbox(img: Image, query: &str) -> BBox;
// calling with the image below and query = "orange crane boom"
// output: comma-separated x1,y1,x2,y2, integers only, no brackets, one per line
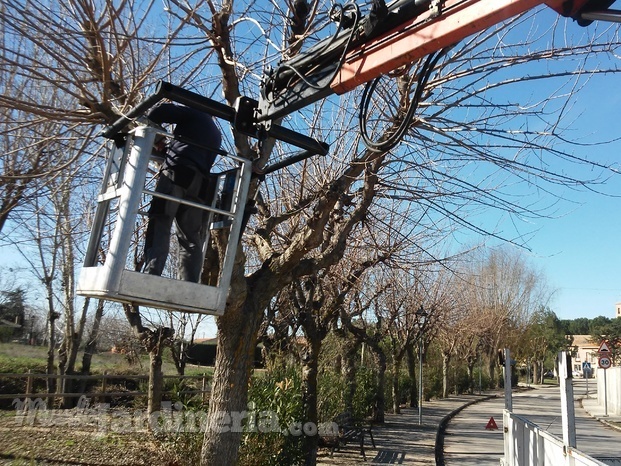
333,0,595,94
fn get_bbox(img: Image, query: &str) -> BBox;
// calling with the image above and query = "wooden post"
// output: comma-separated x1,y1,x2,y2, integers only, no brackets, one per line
100,372,107,404
25,370,33,400
202,373,208,403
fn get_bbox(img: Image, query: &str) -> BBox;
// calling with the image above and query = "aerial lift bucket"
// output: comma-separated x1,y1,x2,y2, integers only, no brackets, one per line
77,124,251,315
77,81,327,315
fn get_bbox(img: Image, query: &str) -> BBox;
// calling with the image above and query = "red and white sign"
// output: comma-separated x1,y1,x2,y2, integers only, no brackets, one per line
599,356,612,370
485,417,498,430
598,340,611,354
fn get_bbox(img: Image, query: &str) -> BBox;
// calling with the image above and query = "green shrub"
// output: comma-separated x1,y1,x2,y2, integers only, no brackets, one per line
352,366,377,419
238,364,305,466
424,364,443,400
397,371,413,406
164,377,205,410
0,353,47,374
317,367,345,422
471,368,492,393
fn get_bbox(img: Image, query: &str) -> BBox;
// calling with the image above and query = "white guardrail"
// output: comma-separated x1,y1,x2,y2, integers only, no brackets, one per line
501,410,615,466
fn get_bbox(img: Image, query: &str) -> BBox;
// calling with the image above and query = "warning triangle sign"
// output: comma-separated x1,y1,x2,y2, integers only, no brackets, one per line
599,341,611,353
485,417,498,430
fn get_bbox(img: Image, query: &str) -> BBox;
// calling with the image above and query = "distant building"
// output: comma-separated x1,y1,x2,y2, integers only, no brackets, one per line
568,335,599,377
0,317,23,342
187,338,264,368
616,302,621,318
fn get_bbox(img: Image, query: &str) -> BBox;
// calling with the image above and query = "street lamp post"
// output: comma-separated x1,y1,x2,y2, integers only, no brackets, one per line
416,306,427,426
478,351,482,395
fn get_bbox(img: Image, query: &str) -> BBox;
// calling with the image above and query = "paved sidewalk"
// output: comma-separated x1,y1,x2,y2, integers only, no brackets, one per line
316,393,497,465
580,394,621,428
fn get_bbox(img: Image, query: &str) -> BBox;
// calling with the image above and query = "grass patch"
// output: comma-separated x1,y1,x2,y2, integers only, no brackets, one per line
0,342,213,377
0,342,212,409
0,343,50,374
0,352,47,374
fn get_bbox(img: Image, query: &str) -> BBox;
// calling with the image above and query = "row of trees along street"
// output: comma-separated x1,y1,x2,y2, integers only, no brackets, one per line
1,1,620,465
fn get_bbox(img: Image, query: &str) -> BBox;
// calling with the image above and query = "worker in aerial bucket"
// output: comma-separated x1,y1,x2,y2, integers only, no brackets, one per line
142,103,222,282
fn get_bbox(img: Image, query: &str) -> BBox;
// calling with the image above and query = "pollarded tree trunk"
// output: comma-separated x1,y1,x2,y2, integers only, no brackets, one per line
487,347,498,388
79,299,105,394
466,360,475,394
123,304,173,415
442,351,451,398
145,328,174,415
81,299,105,375
374,350,387,423
45,281,58,396
536,359,544,384
406,345,418,408
391,353,404,414
201,295,264,466
301,338,322,466
148,341,165,414
342,340,359,413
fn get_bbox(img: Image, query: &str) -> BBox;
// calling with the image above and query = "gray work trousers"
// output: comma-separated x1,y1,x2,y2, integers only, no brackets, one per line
143,168,208,282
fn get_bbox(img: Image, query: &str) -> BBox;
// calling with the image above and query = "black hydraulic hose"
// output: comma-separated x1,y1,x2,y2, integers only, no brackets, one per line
359,47,450,152
263,1,361,101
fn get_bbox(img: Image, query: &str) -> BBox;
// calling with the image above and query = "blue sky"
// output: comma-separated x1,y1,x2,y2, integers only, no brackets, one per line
527,172,621,321
506,70,621,321
448,9,621,322
531,196,621,321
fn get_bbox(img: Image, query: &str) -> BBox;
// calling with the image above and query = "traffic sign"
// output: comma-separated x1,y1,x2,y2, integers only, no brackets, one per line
485,417,498,430
582,361,592,377
599,356,612,369
598,340,611,354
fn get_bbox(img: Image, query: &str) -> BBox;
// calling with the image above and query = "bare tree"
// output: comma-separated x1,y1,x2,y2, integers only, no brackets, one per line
14,176,65,395
295,255,385,464
169,312,205,376
458,247,551,385
3,2,621,464
54,170,91,407
378,270,426,414
338,267,397,424
80,299,105,374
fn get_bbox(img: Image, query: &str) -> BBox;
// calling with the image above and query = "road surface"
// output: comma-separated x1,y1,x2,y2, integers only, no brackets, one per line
443,379,621,465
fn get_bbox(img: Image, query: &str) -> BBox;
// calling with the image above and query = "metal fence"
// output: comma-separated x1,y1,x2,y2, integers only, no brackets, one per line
502,410,610,466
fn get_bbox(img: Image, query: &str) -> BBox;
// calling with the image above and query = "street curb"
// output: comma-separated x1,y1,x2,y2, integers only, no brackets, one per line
579,398,621,433
435,394,498,466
